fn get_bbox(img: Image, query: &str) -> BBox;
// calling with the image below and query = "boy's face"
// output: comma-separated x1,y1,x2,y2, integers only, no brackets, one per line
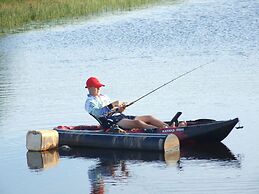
88,87,100,96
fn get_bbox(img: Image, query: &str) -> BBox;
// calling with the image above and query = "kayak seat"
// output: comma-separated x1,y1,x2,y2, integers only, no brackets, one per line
90,114,117,129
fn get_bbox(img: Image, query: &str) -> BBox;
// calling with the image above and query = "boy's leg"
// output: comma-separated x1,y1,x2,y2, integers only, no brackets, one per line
135,115,168,128
117,119,156,129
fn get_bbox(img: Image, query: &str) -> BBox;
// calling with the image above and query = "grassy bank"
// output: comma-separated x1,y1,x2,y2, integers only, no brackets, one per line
0,0,160,35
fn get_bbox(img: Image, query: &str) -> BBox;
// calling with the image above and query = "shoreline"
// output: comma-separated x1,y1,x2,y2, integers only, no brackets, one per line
0,0,161,35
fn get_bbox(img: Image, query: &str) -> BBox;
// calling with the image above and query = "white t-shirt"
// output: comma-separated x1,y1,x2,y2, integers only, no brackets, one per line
85,94,111,117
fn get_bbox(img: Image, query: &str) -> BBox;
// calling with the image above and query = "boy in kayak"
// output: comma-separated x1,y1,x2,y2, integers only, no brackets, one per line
85,77,173,131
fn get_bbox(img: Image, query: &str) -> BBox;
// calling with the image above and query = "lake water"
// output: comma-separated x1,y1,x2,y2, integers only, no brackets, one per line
0,0,258,193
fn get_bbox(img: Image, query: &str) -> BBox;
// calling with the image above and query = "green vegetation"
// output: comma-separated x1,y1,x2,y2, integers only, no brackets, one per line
0,0,160,34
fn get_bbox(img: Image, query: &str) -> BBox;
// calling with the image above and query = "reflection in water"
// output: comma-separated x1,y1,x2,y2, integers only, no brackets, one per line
26,143,241,171
59,147,179,164
88,158,128,194
26,150,59,171
26,143,241,193
59,148,180,194
26,147,180,170
179,143,241,169
26,147,180,193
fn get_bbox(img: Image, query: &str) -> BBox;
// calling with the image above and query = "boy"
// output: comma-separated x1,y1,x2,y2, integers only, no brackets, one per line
85,77,170,130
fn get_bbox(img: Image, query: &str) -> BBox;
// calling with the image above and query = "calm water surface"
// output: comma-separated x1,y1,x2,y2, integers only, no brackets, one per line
0,0,258,193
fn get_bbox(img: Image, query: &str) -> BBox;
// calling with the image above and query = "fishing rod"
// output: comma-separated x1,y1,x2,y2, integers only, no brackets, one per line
125,60,214,108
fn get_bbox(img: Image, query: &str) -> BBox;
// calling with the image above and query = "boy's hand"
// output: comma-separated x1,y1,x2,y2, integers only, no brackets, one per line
118,103,126,113
111,100,119,107
111,101,127,109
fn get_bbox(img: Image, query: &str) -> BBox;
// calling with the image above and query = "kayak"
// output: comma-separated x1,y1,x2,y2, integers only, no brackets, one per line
54,117,239,146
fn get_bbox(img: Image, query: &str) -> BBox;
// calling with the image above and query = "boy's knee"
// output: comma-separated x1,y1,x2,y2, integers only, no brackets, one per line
133,120,145,127
146,115,155,120
134,120,142,125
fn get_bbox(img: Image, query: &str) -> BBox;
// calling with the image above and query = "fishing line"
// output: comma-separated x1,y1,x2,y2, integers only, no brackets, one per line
126,60,215,108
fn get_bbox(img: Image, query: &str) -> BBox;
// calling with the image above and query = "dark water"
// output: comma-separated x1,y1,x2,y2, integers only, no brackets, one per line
0,0,258,193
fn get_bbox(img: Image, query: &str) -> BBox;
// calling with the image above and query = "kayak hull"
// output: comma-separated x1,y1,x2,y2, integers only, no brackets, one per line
57,131,179,152
160,118,239,143
54,118,239,148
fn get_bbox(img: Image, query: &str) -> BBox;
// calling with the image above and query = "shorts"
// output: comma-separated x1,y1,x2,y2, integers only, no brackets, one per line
106,113,135,124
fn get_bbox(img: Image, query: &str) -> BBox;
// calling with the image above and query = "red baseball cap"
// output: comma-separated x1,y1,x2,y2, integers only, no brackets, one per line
85,77,105,88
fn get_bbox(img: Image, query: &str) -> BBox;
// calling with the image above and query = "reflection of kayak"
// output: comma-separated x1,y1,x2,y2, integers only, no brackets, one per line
180,142,241,168
55,118,239,147
26,142,240,171
181,142,238,161
26,147,180,171
58,143,239,165
59,147,180,165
